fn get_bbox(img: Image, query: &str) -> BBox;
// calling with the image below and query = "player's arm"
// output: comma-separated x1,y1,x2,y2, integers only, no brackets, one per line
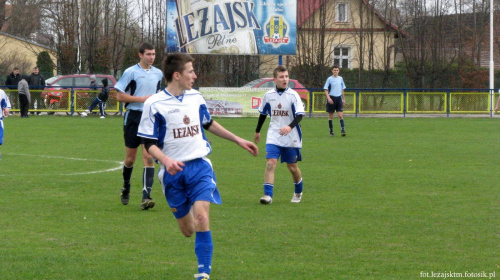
206,120,258,156
142,138,185,175
279,114,303,136
116,91,152,103
254,114,267,144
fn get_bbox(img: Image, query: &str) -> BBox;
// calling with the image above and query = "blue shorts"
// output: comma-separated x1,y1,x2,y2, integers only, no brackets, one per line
265,144,302,164
159,157,221,219
0,120,4,145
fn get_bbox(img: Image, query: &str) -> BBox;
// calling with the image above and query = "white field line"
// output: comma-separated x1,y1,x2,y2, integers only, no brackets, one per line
0,153,122,176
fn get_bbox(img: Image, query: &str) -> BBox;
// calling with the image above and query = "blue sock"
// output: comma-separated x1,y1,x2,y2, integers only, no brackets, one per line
340,119,345,130
195,231,213,275
294,179,303,194
264,183,274,197
328,120,333,131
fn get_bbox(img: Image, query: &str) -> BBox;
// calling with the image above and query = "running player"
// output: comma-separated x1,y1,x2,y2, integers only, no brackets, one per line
254,65,306,204
137,52,258,280
115,42,163,210
0,89,11,160
323,65,346,136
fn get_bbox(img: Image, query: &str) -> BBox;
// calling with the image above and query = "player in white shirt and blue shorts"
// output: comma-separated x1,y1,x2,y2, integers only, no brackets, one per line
254,65,306,204
0,89,11,160
323,65,347,136
115,42,164,210
138,53,258,280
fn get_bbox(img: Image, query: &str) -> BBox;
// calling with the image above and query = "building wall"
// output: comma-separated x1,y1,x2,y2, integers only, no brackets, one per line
0,33,57,76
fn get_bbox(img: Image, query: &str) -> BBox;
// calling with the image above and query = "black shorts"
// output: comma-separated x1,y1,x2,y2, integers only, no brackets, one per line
326,96,344,113
123,110,143,149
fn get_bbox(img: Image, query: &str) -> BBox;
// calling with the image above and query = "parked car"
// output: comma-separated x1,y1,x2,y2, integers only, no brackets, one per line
242,78,310,109
42,74,117,109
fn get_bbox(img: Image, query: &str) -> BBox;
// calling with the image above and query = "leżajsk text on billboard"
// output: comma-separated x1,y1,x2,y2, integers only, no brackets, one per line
166,0,296,55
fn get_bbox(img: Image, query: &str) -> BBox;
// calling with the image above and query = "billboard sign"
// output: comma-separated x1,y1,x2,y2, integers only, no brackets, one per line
166,0,296,55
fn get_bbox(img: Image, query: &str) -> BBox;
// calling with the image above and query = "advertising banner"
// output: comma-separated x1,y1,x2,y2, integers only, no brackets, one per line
166,0,297,55
200,87,269,116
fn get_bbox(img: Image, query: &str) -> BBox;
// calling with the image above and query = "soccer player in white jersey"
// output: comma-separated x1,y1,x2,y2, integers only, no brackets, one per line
254,65,306,204
323,65,347,136
115,42,164,210
0,89,11,160
137,53,258,280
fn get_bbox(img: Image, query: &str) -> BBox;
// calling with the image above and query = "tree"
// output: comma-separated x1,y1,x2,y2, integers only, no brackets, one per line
36,51,54,78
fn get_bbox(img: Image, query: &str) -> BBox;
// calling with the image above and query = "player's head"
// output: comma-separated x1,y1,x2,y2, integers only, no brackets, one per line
273,65,289,89
138,42,156,66
13,67,19,75
101,78,108,87
163,52,196,89
33,66,39,74
331,65,340,76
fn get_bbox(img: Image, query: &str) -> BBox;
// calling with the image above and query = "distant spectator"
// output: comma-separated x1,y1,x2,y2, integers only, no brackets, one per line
18,75,31,118
28,66,46,114
85,79,109,118
5,67,22,113
89,75,97,90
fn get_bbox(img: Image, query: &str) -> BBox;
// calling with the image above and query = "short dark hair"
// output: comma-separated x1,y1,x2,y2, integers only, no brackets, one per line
101,78,108,87
332,65,340,70
139,42,155,54
162,53,195,83
33,66,39,70
13,67,19,71
273,65,288,78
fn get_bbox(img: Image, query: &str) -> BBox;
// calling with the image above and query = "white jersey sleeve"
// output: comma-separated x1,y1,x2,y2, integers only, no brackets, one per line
0,90,11,120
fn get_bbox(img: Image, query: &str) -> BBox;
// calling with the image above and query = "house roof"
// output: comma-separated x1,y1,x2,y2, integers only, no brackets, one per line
297,0,407,37
0,31,54,51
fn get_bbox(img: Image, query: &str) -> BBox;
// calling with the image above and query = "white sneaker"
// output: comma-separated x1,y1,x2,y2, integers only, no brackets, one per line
291,192,302,203
260,195,272,204
100,116,105,119
194,273,210,280
85,109,90,114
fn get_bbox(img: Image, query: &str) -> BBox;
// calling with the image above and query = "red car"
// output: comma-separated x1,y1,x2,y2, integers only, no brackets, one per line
42,74,117,109
242,78,309,109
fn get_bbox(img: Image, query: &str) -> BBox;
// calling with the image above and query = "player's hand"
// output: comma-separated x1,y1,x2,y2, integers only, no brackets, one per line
495,106,499,113
164,157,185,175
327,98,333,104
254,132,260,144
342,100,346,105
239,138,259,156
3,109,9,117
279,126,291,136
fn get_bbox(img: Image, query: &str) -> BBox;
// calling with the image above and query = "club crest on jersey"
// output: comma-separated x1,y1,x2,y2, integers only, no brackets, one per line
183,115,190,125
264,15,289,45
278,103,282,109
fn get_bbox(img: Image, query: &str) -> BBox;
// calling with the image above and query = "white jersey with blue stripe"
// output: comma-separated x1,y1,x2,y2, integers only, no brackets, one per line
137,89,213,162
258,87,305,148
0,89,11,120
115,64,163,111
323,76,346,97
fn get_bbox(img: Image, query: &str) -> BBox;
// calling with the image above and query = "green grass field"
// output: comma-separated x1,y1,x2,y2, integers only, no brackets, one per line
0,115,498,280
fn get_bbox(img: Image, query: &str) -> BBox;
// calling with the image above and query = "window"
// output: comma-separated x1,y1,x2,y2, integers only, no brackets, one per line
57,78,73,87
289,81,296,88
75,77,91,87
260,81,275,87
333,47,350,69
337,3,348,22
